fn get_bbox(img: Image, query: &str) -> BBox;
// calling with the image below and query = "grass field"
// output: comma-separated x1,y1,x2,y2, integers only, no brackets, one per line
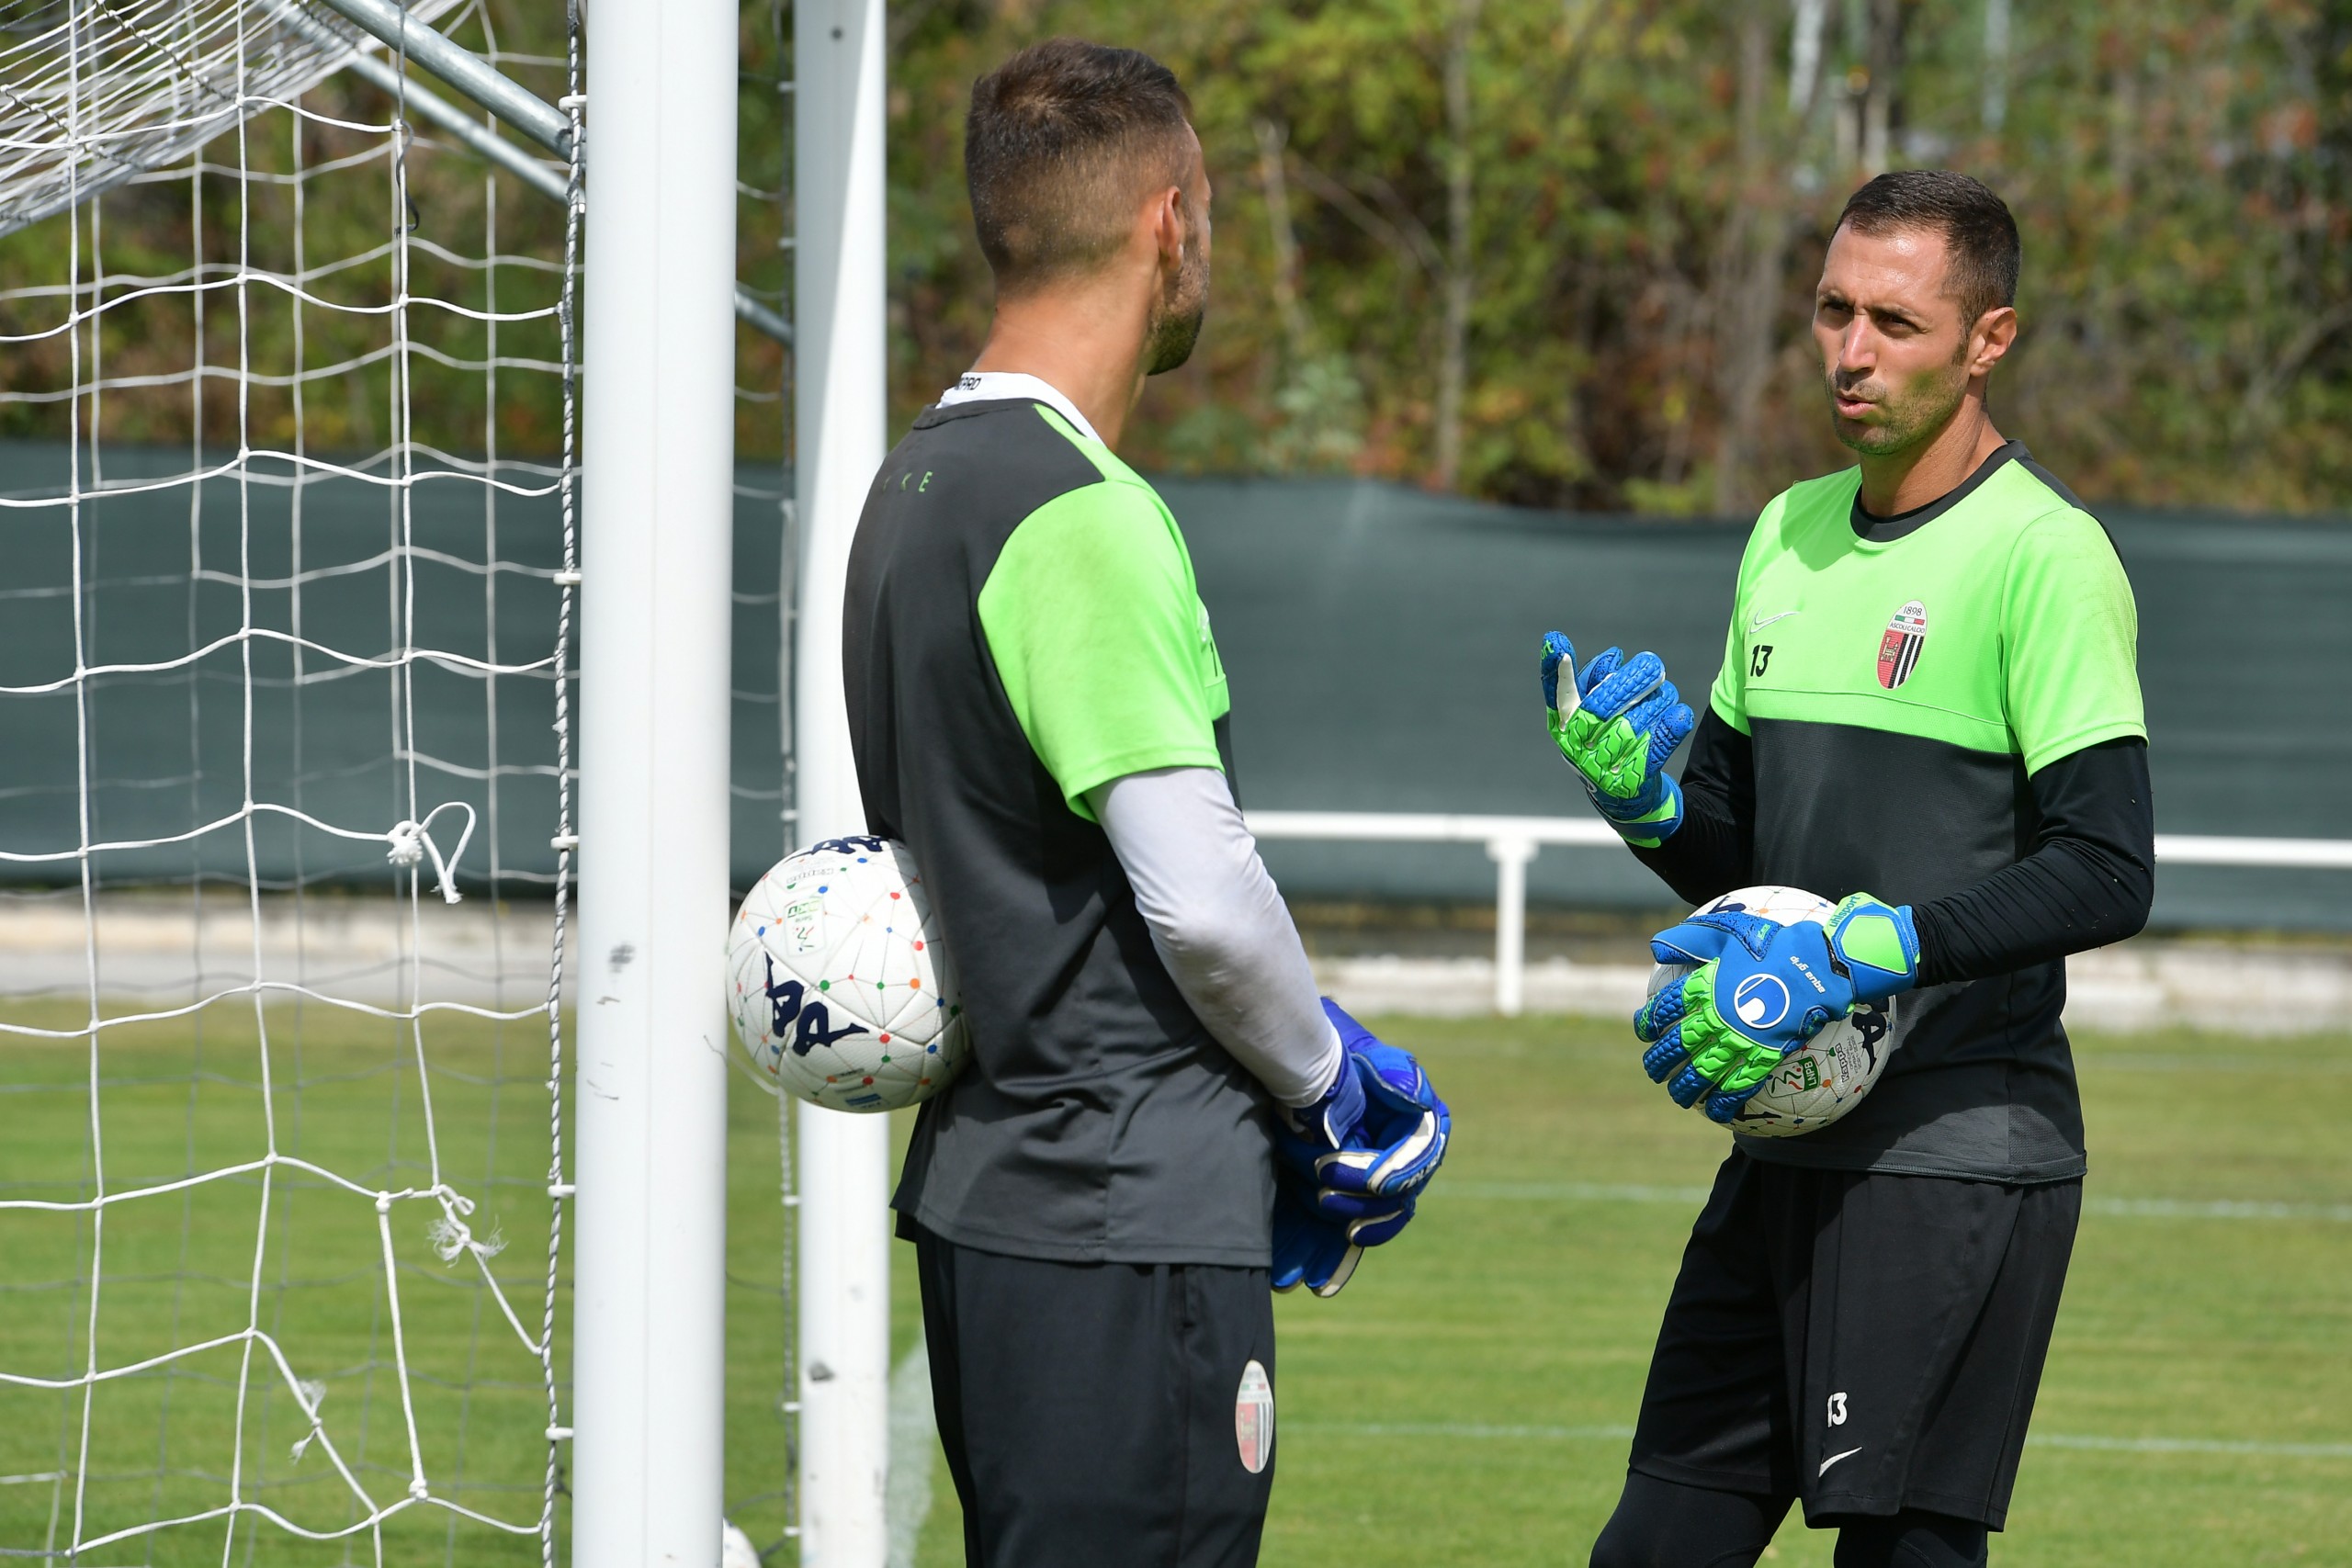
892,1017,2352,1568
4,1005,2348,1564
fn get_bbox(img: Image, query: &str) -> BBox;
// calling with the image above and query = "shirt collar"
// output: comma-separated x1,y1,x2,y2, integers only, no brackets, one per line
1849,439,2028,544
936,371,1103,446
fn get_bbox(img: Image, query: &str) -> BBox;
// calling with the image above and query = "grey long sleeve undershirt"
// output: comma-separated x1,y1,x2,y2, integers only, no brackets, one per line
1087,766,1344,1109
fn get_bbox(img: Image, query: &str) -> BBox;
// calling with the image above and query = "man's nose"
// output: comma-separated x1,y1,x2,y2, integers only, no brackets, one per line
1838,321,1874,373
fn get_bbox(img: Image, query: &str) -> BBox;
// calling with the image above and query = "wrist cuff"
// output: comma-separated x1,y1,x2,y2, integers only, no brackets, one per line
1279,1020,1350,1112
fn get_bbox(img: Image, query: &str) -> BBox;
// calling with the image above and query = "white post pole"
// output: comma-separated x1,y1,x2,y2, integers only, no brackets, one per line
1488,837,1535,1017
570,1,740,1564
793,2,893,1564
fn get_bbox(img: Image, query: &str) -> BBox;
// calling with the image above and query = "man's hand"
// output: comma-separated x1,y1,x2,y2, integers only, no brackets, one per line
1277,1000,1451,1224
1540,633,1695,848
1634,894,1920,1122
1272,1179,1412,1297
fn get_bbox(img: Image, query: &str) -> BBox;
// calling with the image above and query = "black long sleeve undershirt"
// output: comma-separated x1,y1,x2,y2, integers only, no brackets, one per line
1631,706,1755,908
1630,715,2154,987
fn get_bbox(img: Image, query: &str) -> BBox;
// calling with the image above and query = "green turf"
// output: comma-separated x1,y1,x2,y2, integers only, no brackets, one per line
6,1007,2348,1564
0,998,570,1566
895,1019,2352,1568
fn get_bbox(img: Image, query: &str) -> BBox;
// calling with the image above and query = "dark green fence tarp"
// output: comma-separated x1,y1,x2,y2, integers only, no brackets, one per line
0,442,792,901
1172,478,2352,931
2,444,2345,930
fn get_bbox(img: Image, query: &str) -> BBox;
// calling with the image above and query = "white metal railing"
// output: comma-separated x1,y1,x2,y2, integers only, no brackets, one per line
1243,810,2352,1016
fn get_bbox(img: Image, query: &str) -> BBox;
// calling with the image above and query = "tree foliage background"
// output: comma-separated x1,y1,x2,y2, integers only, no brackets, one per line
6,0,2350,514
891,0,2352,513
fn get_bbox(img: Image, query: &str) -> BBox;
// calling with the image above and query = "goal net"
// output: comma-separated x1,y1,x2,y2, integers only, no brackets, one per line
0,3,593,1562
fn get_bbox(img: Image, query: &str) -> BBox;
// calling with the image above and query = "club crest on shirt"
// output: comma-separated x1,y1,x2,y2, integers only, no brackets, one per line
1876,600,1928,689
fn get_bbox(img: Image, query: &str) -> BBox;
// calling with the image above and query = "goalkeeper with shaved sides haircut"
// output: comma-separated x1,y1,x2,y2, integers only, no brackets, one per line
842,39,1449,1568
1544,171,2153,1568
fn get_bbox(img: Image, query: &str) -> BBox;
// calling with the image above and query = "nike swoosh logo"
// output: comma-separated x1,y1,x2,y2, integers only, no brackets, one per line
1749,610,1801,631
1819,1446,1862,1476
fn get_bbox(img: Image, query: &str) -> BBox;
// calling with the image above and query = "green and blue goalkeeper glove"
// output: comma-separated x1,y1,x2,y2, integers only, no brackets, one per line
1634,894,1920,1122
1539,633,1695,848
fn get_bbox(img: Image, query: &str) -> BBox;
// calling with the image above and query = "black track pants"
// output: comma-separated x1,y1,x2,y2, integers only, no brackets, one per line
914,1226,1278,1568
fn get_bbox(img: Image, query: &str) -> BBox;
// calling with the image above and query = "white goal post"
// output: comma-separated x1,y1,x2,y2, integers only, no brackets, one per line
573,0,898,1561
568,2,737,1567
789,3,895,1563
0,2,875,1564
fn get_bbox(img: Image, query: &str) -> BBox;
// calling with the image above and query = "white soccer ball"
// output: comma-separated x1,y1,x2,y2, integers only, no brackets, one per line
726,836,968,1112
1646,885,1897,1137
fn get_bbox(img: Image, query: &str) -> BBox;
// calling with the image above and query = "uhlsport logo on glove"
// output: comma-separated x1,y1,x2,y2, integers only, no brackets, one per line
1636,886,1919,1130
1731,973,1791,1029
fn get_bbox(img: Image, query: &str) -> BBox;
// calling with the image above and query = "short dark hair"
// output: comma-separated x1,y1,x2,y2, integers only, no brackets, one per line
1836,169,2021,328
966,39,1194,294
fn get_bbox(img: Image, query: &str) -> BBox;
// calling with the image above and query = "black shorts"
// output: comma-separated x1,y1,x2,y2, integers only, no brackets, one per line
913,1226,1278,1567
1627,1151,2080,1529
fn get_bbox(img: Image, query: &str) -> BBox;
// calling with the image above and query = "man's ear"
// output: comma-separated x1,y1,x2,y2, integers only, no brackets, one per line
1969,305,2018,378
1147,184,1185,267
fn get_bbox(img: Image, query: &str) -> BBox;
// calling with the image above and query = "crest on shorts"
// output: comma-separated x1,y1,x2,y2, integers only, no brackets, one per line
1234,1359,1273,1474
1875,600,1928,689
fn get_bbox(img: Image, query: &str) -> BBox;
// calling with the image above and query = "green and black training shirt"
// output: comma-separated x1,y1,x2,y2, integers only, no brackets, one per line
842,387,1272,1266
1637,441,2154,1183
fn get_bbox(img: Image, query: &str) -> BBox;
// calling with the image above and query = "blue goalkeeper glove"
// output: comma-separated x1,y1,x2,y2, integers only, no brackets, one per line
1539,633,1695,848
1277,1000,1451,1224
1634,893,1921,1122
1272,1178,1413,1297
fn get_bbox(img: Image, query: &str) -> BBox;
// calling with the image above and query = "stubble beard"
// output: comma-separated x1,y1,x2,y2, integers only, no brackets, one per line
1826,336,1973,457
1144,242,1210,376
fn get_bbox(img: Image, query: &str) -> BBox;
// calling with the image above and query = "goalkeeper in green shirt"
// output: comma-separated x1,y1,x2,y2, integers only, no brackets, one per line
1550,171,2154,1568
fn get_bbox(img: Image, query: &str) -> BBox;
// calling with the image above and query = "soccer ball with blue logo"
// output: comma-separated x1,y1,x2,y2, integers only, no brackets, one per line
1646,885,1898,1136
726,836,969,1112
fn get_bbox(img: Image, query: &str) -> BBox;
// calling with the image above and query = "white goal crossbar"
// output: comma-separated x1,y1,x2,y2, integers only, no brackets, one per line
1243,811,2352,1016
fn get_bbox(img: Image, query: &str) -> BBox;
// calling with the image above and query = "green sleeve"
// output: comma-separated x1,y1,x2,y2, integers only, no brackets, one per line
2002,510,2146,774
978,480,1229,820
1707,599,1750,734
1708,499,1777,734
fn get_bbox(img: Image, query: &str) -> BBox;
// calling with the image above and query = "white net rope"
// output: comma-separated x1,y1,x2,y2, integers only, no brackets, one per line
0,0,469,235
0,3,580,1562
